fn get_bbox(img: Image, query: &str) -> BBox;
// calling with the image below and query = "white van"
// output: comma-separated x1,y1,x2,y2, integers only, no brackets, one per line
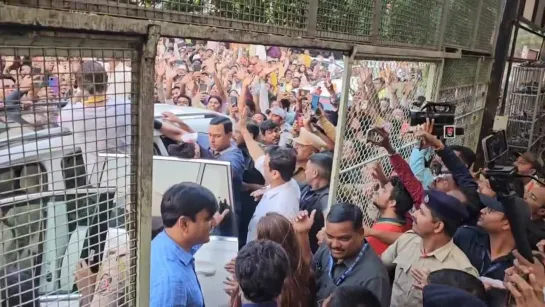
0,105,238,306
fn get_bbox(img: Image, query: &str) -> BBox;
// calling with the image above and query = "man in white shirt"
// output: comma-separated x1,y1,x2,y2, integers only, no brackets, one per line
238,110,300,244
59,60,131,177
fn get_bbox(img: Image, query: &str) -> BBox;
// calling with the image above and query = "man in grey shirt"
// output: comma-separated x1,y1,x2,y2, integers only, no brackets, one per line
294,203,391,307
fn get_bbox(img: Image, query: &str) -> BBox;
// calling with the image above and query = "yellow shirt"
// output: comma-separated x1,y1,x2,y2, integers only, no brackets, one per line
381,231,478,307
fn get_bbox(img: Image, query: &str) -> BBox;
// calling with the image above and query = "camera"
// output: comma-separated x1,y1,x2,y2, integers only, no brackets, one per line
480,130,525,200
410,102,464,138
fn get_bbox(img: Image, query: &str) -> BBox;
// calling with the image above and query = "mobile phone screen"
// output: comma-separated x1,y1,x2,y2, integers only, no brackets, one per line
482,130,507,162
199,83,208,92
48,76,59,95
311,95,320,111
230,96,238,106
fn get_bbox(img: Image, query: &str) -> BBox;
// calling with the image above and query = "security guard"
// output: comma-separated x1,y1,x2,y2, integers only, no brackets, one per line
292,128,327,186
382,190,478,307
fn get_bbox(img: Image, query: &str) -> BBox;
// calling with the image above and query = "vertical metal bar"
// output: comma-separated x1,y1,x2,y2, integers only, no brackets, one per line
433,59,446,101
327,55,352,209
306,0,319,38
370,0,382,44
437,0,451,49
425,61,439,100
475,0,522,169
135,24,160,307
471,0,484,50
501,25,519,115
468,58,483,150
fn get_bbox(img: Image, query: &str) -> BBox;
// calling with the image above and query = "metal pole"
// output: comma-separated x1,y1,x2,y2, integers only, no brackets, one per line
135,24,160,307
327,55,353,209
475,0,522,169
501,26,519,115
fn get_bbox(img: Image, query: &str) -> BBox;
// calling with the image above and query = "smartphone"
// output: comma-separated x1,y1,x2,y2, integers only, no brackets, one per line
365,128,380,143
175,60,185,68
192,60,202,72
199,83,208,93
311,95,320,111
299,89,310,97
48,76,59,95
481,130,508,163
230,96,238,106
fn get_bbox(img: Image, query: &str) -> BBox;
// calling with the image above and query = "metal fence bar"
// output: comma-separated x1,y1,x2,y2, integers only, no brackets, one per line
327,54,353,209
0,1,504,56
134,24,160,307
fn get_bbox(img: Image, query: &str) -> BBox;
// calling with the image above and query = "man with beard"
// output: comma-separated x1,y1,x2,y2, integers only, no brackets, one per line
514,151,543,193
366,173,413,256
259,120,280,146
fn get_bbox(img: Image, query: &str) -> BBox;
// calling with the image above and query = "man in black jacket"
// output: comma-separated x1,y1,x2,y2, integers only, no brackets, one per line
299,152,332,252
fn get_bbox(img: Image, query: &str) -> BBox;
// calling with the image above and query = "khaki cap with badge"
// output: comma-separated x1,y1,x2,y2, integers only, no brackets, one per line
293,127,327,152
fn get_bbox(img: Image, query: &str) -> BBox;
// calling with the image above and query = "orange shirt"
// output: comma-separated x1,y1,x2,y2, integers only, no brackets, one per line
368,217,408,256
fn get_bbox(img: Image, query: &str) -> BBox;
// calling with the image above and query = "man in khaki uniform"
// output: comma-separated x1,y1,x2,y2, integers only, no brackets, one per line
382,189,478,307
292,127,327,185
90,245,129,307
76,245,129,307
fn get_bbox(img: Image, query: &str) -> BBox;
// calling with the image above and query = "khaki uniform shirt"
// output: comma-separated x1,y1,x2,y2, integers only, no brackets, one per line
90,247,129,307
381,231,478,307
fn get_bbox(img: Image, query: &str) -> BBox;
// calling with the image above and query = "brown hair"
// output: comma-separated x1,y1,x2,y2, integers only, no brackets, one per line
230,213,313,307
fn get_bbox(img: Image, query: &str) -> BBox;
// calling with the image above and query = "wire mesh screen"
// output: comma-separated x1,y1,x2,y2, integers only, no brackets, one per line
336,60,437,226
5,0,309,37
437,57,487,152
378,0,443,48
4,0,504,53
443,0,479,49
0,43,138,306
504,65,545,153
315,0,373,42
474,0,504,53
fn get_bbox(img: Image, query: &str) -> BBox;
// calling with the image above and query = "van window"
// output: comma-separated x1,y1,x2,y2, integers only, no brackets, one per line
61,150,88,189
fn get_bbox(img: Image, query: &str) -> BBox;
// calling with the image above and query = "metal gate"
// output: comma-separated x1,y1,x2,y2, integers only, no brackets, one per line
0,26,156,306
0,0,504,305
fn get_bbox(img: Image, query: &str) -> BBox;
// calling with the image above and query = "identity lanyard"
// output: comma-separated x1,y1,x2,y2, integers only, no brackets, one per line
328,244,368,286
480,249,504,277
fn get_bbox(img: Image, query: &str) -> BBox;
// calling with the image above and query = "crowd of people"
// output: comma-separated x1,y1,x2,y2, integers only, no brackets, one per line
1,39,545,307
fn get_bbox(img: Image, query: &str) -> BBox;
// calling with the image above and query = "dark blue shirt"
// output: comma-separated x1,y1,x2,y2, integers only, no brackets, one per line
453,226,514,280
200,142,245,208
200,142,245,237
436,146,483,225
150,231,204,307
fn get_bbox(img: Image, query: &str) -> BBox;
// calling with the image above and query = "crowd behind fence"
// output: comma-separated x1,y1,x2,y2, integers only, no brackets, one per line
0,0,504,305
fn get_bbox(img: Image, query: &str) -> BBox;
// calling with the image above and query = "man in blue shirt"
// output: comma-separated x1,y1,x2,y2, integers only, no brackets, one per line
201,116,245,238
150,182,228,307
235,240,289,307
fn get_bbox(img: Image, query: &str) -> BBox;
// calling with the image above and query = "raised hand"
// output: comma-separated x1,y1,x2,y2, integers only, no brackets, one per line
292,209,316,234
367,126,394,154
212,209,230,227
414,118,444,150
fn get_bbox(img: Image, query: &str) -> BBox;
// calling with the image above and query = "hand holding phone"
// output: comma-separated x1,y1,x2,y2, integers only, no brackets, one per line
230,96,238,106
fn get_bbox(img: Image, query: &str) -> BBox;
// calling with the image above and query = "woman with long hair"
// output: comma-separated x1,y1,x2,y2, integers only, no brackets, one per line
227,212,314,307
